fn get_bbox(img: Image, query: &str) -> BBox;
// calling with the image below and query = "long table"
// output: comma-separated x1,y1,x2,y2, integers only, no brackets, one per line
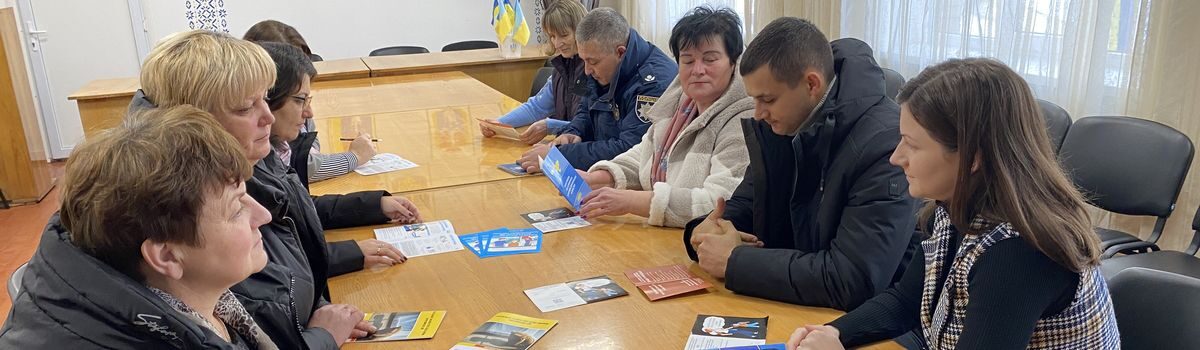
325,178,900,349
306,72,534,195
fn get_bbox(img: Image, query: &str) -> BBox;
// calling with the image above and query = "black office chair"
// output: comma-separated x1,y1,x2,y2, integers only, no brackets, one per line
8,262,27,301
1108,268,1200,350
1038,99,1071,152
1102,206,1200,280
530,67,554,98
1057,116,1195,258
369,46,430,56
309,53,324,62
442,40,499,52
882,67,905,100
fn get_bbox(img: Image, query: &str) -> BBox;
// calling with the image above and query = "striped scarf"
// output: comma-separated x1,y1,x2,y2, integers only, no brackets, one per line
920,206,1121,349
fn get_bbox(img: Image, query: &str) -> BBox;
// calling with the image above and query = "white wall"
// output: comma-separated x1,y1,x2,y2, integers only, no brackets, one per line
25,0,548,157
23,0,142,157
143,0,519,59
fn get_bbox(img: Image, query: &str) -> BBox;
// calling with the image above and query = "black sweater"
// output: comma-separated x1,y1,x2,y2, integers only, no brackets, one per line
829,230,1079,349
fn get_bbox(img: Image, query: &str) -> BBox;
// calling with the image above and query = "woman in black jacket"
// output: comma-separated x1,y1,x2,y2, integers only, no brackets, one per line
257,41,417,275
1,106,279,349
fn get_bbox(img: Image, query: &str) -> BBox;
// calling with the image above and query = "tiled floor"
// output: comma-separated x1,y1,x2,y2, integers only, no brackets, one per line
0,163,63,328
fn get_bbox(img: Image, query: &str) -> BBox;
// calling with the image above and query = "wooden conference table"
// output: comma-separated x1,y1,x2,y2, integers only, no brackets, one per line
310,73,900,348
307,71,532,196
326,179,899,349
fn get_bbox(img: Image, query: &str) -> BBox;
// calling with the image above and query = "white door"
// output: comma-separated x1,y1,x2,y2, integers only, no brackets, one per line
16,0,143,158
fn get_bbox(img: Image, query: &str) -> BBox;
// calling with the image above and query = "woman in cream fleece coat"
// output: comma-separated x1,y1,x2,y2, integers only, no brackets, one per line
577,6,752,228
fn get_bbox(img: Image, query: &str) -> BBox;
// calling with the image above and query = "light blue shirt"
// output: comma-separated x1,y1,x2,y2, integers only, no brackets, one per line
497,76,569,133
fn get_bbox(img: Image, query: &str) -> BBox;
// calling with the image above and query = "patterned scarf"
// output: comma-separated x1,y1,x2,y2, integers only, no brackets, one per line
651,94,699,183
920,206,1120,349
148,287,279,350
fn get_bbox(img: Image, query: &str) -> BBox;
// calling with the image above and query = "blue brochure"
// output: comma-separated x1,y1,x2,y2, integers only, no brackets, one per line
459,228,543,258
480,228,543,257
540,147,591,211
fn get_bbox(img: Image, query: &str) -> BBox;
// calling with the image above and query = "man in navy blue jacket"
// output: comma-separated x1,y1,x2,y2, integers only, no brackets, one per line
518,8,677,171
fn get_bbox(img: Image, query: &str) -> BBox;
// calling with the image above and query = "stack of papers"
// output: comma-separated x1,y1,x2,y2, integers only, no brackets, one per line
451,312,557,350
524,275,628,312
373,220,464,258
355,153,418,175
539,147,591,211
350,310,446,343
624,264,713,301
460,228,543,258
521,207,590,233
684,315,769,350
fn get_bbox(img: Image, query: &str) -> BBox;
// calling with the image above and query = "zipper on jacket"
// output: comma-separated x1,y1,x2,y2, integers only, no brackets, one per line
286,273,303,335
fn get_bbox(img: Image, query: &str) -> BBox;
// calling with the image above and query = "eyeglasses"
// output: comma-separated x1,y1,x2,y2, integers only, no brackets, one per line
290,94,314,108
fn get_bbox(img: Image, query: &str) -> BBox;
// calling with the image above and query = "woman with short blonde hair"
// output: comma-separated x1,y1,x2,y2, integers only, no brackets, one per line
131,29,413,349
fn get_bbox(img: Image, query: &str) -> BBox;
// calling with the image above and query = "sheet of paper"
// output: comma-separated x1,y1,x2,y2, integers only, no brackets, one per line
354,153,418,175
717,344,787,350
625,264,713,301
477,118,522,140
350,310,445,342
683,315,768,350
453,312,557,350
524,275,627,312
522,207,591,233
524,283,588,312
374,220,463,258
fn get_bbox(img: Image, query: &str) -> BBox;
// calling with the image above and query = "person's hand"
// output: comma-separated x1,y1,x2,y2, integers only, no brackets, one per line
518,143,554,174
520,120,551,144
787,325,843,350
380,196,422,223
693,199,762,279
352,319,377,339
552,133,582,145
356,239,406,267
349,133,377,167
578,187,651,219
578,169,615,189
478,119,502,138
309,304,364,346
690,198,761,252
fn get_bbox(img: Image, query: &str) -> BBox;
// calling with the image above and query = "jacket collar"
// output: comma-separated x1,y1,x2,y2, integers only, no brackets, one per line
791,38,891,158
250,151,293,220
596,28,655,103
27,214,229,348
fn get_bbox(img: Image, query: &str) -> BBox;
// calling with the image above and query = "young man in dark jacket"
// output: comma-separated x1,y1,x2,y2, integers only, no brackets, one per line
684,18,922,311
518,8,676,171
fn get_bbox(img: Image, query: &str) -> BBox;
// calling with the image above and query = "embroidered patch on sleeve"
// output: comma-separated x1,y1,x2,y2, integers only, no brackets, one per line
636,95,658,123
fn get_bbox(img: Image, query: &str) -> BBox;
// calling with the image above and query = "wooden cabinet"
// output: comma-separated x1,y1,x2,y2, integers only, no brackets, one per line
0,7,54,206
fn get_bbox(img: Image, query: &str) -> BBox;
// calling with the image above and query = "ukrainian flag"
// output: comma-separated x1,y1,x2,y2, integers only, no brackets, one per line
492,0,531,45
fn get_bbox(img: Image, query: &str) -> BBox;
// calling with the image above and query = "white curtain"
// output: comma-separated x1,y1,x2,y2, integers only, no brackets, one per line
841,0,1148,118
610,0,746,53
608,0,1200,251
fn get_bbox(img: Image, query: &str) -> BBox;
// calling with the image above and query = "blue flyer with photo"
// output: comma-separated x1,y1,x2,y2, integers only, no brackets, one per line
539,147,591,211
459,228,543,258
481,228,542,257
